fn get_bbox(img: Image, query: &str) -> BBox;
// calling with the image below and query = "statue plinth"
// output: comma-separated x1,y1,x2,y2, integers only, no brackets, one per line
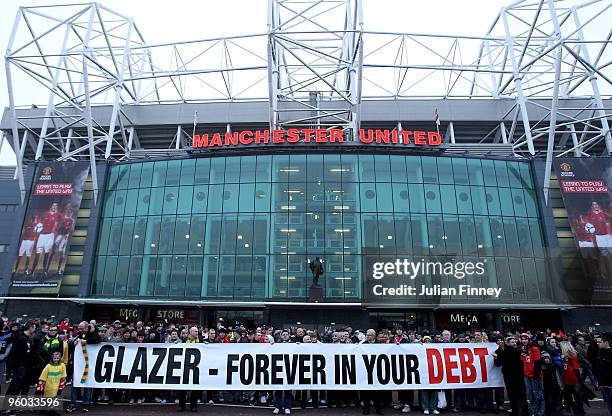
308,285,324,303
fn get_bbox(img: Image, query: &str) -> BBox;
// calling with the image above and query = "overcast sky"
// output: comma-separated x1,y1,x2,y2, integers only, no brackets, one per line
0,0,520,165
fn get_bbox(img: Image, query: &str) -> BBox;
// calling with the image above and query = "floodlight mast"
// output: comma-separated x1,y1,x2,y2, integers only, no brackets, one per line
3,0,611,205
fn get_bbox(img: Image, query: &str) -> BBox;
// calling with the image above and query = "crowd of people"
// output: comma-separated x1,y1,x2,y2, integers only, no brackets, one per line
0,316,610,415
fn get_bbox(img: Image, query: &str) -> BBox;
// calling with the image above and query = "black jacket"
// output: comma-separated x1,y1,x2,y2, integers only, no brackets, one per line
596,348,612,387
9,332,41,370
495,345,524,381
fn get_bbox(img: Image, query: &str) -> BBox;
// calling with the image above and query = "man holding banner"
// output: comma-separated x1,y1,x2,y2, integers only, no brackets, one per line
178,326,203,412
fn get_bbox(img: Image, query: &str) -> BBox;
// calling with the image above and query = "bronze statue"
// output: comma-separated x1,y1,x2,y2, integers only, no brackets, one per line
309,257,324,286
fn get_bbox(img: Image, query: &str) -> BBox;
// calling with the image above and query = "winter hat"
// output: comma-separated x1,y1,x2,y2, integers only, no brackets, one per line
540,351,551,359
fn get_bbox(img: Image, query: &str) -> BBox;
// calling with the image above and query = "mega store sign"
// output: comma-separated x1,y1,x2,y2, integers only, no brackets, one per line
192,128,443,149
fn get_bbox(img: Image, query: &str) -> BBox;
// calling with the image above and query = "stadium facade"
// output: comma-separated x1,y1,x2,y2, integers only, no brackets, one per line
0,0,611,332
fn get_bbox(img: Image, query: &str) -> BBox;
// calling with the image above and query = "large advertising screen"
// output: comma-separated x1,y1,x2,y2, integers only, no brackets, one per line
10,161,89,294
553,157,612,300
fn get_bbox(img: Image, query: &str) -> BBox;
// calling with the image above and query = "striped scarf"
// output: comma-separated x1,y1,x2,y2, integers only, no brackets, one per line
42,335,60,352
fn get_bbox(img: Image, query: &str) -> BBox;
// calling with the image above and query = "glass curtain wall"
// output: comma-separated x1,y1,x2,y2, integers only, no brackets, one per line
92,154,550,303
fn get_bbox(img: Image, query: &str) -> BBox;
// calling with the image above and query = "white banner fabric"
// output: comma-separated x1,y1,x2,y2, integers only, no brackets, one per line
74,342,504,390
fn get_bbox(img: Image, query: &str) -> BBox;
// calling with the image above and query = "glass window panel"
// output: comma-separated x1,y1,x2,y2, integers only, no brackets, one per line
481,160,497,187
173,216,191,254
107,218,123,255
360,182,377,212
162,186,179,215
455,185,473,214
289,155,307,182
520,162,534,189
273,154,290,182
494,160,510,187
326,183,344,213
113,257,130,297
474,216,494,256
203,255,219,296
219,256,236,297
149,188,164,215
535,259,551,300
128,163,142,188
358,155,376,182
427,214,445,254
97,219,111,255
119,217,134,255
185,256,203,297
529,219,545,257
188,214,206,254
106,167,119,190
489,217,506,256
492,258,512,301
470,186,488,215
287,255,307,297
499,188,515,216
156,216,175,255
165,160,181,186
192,185,208,214
376,182,393,212
131,217,147,255
236,215,254,255
240,157,257,182
443,215,462,254
452,158,469,185
225,157,241,183
408,183,425,213
503,218,520,257
92,256,105,294
421,157,438,183
324,154,342,182
508,161,522,188
124,189,138,217
437,158,453,184
374,155,391,182
210,158,226,184
152,161,167,187
238,182,255,212
222,183,239,212
515,218,533,257
306,212,325,254
207,184,223,213
254,183,271,212
394,214,412,255
170,255,187,297
139,255,156,296
392,183,410,213
361,214,378,250
273,183,290,211
177,186,193,215
440,184,457,214
126,256,142,296
511,188,527,217
112,190,126,217
135,188,150,216
144,216,161,255
390,155,408,183
194,158,211,184
102,256,118,295
340,154,358,182
154,255,172,297
424,184,441,213
102,191,115,218
234,256,253,298
116,165,130,190
410,213,429,254
253,214,269,254
406,156,423,183
139,162,153,188
307,182,325,212
467,159,484,186
522,258,540,300
524,189,538,217
485,187,501,216
509,258,526,299
458,215,478,256
255,155,272,182
252,255,267,298
180,159,195,186
220,215,238,253
378,214,396,251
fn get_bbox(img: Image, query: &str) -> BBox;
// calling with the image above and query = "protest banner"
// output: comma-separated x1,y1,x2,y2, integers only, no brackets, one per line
74,342,503,390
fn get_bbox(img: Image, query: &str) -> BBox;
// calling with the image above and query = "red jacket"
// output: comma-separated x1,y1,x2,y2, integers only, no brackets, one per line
521,346,541,378
563,355,581,386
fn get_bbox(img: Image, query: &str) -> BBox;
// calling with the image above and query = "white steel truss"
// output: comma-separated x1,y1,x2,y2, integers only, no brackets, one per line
3,0,611,203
